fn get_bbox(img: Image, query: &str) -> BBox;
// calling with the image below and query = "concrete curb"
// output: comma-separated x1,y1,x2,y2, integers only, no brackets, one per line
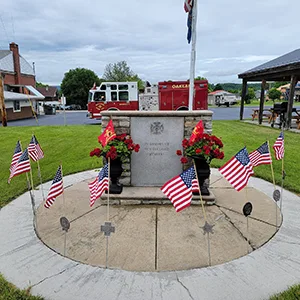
0,169,299,300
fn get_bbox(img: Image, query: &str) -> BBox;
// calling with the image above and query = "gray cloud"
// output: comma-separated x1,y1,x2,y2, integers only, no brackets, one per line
1,0,299,85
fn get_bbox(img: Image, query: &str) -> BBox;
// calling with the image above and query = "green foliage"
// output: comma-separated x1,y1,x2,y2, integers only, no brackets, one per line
268,88,282,101
61,68,101,108
245,87,256,104
272,81,289,89
214,83,224,91
0,274,43,300
36,82,47,88
103,61,144,90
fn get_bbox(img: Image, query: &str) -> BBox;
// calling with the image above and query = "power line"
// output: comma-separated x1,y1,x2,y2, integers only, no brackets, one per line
0,15,10,45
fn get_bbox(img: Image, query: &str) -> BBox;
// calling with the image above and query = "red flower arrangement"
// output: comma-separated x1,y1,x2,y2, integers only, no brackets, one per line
90,133,140,162
177,132,224,164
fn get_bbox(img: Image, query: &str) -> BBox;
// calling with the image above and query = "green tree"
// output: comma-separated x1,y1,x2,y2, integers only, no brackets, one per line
272,81,289,89
36,82,47,87
103,61,144,90
268,88,282,102
213,83,224,91
61,68,100,108
244,87,256,104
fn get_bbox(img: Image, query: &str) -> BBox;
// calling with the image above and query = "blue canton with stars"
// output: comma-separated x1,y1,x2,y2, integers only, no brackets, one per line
18,148,29,162
98,164,109,182
180,166,196,188
235,147,250,166
52,166,62,184
257,142,269,154
14,141,22,154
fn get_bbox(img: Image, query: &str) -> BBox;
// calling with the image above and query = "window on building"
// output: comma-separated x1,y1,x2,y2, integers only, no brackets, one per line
94,92,106,101
119,84,128,90
119,91,129,101
111,92,118,101
13,101,21,112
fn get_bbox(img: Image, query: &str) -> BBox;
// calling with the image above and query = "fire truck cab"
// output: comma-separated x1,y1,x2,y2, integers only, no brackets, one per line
87,82,139,118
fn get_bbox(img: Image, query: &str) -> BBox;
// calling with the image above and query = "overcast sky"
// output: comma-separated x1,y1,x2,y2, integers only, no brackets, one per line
1,0,299,85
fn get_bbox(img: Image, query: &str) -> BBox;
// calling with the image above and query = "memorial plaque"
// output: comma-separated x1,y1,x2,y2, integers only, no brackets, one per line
131,117,184,186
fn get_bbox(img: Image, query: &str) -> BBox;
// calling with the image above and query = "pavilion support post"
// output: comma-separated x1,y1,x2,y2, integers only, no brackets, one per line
258,80,266,124
286,75,297,129
240,79,247,120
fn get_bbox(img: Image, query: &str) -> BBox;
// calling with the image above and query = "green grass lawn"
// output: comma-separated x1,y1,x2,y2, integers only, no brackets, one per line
0,121,299,299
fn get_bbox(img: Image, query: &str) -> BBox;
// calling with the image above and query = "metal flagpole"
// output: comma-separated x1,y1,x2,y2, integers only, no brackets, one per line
267,140,278,229
280,130,285,213
19,141,36,218
61,163,67,257
188,0,198,111
37,160,45,201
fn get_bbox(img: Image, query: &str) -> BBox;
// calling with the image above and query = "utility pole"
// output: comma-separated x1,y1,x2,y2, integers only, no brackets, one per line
0,74,7,127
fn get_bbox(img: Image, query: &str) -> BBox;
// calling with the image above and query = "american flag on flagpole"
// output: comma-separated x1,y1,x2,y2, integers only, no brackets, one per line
44,166,64,208
28,135,44,162
9,141,22,172
8,148,31,183
161,166,198,212
88,164,109,207
219,147,254,191
184,0,193,12
273,132,284,160
249,142,272,167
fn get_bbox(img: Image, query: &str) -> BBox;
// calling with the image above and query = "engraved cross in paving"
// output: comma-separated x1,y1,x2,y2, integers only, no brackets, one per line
100,222,115,236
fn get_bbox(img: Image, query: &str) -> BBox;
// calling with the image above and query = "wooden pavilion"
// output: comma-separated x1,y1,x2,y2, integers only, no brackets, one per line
238,49,300,128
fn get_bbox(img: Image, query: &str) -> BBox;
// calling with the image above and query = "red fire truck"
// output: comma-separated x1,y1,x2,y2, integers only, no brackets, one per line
87,80,208,119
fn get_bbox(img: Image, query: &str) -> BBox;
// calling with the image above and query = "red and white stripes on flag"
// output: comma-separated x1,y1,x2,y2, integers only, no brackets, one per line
184,0,193,12
161,166,197,212
8,148,31,183
219,147,254,191
273,132,284,160
88,164,109,207
249,141,272,167
9,141,22,172
28,135,44,162
44,166,64,208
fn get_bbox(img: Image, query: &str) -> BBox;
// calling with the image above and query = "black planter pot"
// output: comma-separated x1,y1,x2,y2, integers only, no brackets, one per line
191,156,211,196
108,158,123,194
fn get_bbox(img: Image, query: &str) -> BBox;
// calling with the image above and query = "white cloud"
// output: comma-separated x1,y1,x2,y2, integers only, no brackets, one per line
1,0,299,85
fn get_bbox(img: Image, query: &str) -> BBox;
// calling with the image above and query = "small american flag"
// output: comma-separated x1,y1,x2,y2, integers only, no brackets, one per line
9,141,22,172
44,166,64,208
89,164,109,207
249,142,272,167
8,148,31,183
219,147,254,191
273,132,284,160
184,0,193,12
161,166,198,212
28,135,44,162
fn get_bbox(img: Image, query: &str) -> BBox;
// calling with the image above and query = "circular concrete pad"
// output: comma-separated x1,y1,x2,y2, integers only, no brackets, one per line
36,172,281,272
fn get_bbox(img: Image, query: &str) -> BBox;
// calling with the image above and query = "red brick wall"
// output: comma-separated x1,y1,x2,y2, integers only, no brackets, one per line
4,73,35,87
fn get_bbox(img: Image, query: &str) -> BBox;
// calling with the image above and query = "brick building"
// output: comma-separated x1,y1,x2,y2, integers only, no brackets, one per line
0,42,44,121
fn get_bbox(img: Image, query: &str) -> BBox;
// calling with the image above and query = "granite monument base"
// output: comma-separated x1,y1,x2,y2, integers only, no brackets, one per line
100,186,216,206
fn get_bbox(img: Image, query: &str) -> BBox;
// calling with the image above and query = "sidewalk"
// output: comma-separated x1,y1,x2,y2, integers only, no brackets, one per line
0,169,299,300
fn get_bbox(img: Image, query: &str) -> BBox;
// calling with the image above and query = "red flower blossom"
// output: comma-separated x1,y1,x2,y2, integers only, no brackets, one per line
176,150,182,156
180,157,188,164
182,139,189,149
195,148,202,154
134,144,140,152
